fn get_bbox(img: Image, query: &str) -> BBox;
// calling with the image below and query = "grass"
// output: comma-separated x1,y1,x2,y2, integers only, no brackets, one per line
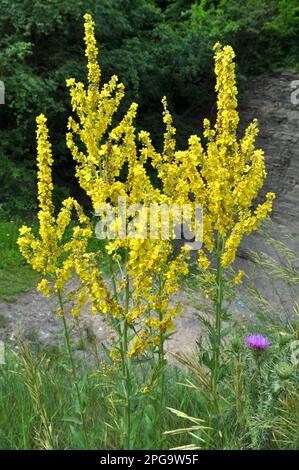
0,341,206,450
0,314,8,328
0,266,40,303
0,219,40,302
0,322,298,450
0,217,298,449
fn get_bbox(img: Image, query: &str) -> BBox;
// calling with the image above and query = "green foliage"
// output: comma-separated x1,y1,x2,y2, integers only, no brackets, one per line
1,0,298,214
0,323,298,449
0,342,205,450
0,215,110,302
168,325,299,450
0,219,39,301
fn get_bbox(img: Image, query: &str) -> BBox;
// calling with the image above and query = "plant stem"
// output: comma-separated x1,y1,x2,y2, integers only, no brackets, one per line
211,236,223,398
108,254,131,449
57,289,88,447
122,255,131,449
123,317,131,449
157,275,166,449
208,236,227,449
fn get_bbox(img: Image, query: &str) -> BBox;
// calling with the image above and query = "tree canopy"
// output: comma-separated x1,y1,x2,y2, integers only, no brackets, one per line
0,0,298,215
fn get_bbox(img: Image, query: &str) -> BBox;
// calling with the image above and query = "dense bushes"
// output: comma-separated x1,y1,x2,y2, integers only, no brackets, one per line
1,0,298,215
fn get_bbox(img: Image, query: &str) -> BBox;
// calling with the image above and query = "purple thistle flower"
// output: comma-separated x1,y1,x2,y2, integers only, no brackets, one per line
246,334,270,351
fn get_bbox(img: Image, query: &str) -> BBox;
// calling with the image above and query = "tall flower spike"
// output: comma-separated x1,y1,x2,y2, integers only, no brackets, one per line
36,114,54,215
140,43,275,268
214,42,239,156
84,13,101,99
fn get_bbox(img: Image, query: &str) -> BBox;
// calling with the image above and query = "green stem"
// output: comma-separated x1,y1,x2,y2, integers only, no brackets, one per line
122,255,131,449
123,318,131,449
57,290,88,447
209,236,228,449
93,340,101,371
108,254,131,448
109,255,118,301
211,237,223,397
157,275,166,449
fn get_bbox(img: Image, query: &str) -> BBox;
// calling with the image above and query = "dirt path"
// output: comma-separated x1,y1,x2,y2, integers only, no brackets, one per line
0,278,208,359
0,242,286,360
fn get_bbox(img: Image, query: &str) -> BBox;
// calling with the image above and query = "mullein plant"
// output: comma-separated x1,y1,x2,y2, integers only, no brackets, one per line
66,14,192,449
140,43,275,440
18,13,275,449
17,114,121,447
18,14,190,449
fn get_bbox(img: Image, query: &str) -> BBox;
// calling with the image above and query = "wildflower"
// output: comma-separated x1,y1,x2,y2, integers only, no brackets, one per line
141,43,275,270
198,250,210,270
110,348,121,363
37,279,52,297
127,335,149,358
246,334,270,351
19,225,31,236
18,113,112,318
233,269,245,285
204,273,215,283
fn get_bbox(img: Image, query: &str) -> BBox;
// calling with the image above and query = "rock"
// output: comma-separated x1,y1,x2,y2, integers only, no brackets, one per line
239,71,299,231
236,71,299,322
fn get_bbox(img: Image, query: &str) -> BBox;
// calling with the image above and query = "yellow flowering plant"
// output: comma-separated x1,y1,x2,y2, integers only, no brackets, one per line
17,12,275,449
18,14,191,449
18,114,98,446
140,42,275,420
65,14,195,448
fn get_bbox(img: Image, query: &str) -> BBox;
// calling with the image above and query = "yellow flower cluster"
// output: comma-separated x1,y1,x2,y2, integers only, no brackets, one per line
233,269,246,286
17,114,112,318
64,14,191,357
18,13,275,362
140,43,275,269
18,15,189,355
